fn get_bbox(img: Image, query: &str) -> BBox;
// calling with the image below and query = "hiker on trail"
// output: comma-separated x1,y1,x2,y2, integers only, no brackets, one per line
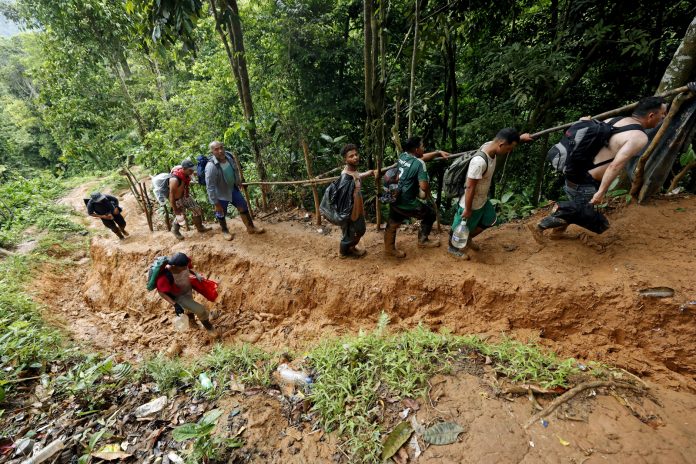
337,144,366,258
169,159,211,240
156,252,219,340
86,192,129,240
529,96,667,242
448,128,534,259
205,141,265,240
385,137,450,258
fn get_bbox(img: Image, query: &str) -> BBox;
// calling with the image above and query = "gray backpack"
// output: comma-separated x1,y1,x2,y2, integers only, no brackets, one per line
151,173,172,205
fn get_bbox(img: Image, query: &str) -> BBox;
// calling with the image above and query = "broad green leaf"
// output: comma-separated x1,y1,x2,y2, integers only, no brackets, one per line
422,421,465,445
199,408,223,426
381,421,412,461
172,424,200,441
501,192,514,203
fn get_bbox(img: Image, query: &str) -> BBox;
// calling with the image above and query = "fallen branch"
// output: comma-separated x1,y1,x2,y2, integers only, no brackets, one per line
523,380,646,429
668,159,696,192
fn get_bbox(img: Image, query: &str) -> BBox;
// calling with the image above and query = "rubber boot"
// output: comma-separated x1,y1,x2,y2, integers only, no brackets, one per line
171,222,185,241
121,228,129,237
113,228,124,240
217,217,234,241
384,222,406,258
417,232,440,248
240,212,265,234
192,215,212,233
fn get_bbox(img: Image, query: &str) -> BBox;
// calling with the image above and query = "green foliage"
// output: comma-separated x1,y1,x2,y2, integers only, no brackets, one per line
144,354,194,392
172,408,243,464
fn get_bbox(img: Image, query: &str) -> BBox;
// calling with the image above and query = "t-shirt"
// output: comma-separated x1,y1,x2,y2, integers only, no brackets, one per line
458,149,496,211
221,161,236,188
87,194,119,216
155,265,192,296
394,152,429,210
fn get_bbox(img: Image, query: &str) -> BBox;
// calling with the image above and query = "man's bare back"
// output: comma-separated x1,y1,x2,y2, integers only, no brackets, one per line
588,117,648,182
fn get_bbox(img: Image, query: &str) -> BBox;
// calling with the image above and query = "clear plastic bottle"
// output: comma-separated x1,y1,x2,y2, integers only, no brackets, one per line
173,314,188,332
450,219,469,249
277,364,312,386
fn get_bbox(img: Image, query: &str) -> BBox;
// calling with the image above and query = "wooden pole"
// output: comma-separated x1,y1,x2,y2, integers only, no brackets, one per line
138,182,154,232
301,136,321,226
163,204,171,231
530,85,691,139
668,159,696,192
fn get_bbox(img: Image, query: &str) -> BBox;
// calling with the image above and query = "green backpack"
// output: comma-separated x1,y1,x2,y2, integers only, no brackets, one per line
146,256,170,291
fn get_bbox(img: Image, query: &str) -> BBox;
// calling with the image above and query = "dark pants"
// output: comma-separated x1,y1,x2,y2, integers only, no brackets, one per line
214,186,248,219
101,214,126,236
389,202,436,239
340,216,366,255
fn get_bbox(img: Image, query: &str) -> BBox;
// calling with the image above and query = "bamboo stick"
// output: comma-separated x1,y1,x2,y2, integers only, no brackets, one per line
301,136,321,226
232,151,254,218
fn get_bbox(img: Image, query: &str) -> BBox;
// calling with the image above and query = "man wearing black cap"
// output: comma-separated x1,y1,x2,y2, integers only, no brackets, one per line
155,252,220,341
169,159,211,240
86,192,129,239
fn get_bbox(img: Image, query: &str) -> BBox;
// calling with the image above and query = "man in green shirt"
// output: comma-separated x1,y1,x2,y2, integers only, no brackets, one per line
385,137,449,258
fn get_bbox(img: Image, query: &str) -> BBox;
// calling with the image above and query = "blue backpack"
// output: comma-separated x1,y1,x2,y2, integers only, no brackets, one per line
196,155,210,186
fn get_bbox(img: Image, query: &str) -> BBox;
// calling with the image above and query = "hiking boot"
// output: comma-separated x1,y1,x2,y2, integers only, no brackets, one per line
538,216,568,230
217,217,234,241
384,222,406,258
340,247,367,259
448,245,470,260
113,228,125,240
172,222,185,241
527,223,545,245
240,212,265,234
192,216,212,233
121,228,130,237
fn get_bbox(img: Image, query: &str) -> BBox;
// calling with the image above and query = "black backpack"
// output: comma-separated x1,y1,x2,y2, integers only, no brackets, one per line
443,151,488,199
196,155,210,186
320,175,354,226
547,117,642,179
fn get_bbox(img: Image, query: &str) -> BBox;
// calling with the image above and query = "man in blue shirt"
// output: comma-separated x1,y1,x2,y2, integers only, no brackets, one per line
205,141,265,240
385,137,449,258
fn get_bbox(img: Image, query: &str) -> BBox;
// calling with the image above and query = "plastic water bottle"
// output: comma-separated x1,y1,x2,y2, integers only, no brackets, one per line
450,220,469,249
277,364,312,386
173,315,188,332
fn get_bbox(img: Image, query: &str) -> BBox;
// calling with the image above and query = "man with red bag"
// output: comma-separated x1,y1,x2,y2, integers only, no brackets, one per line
155,252,220,341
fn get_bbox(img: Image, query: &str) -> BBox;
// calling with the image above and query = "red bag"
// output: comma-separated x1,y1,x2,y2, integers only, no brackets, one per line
190,276,219,302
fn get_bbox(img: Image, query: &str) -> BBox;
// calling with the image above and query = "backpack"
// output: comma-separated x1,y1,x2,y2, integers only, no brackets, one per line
443,151,488,199
146,256,172,291
547,117,643,179
151,173,172,205
196,155,210,186
379,167,401,204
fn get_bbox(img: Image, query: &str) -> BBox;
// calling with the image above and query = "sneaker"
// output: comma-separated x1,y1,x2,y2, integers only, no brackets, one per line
448,245,470,260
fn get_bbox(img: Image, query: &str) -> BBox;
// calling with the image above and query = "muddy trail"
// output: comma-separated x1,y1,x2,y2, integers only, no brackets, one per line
43,185,696,391
17,183,696,463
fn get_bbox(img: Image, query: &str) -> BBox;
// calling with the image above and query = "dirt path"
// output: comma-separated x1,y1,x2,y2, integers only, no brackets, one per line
28,185,696,463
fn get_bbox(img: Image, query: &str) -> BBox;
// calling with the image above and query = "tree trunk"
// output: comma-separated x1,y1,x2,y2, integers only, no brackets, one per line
407,0,420,138
113,62,147,144
657,15,696,94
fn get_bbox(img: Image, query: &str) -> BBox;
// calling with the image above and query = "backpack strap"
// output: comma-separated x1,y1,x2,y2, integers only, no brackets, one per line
592,119,644,168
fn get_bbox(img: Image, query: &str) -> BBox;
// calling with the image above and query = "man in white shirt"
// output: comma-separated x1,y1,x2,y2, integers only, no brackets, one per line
449,128,533,259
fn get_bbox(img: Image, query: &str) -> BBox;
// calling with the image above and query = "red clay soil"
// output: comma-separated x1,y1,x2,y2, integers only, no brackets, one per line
30,184,696,463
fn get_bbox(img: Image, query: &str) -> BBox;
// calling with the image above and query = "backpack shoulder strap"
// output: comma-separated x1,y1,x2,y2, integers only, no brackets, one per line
475,151,489,176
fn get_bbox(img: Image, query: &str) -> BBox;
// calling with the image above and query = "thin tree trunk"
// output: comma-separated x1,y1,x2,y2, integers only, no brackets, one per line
113,63,147,145
301,137,321,226
657,15,696,94
407,0,420,138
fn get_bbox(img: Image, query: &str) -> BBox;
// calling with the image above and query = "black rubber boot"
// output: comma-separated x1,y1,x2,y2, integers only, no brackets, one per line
217,217,233,241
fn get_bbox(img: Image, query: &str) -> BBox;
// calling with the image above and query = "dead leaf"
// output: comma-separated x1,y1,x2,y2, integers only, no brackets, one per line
381,422,412,461
92,444,131,461
422,422,465,445
556,434,570,446
402,398,420,411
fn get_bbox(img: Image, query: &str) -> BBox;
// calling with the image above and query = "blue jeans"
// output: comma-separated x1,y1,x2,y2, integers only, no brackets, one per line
214,186,248,219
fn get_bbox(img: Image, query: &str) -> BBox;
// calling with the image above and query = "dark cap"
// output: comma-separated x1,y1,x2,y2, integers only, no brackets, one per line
169,252,190,267
90,192,106,202
181,159,195,169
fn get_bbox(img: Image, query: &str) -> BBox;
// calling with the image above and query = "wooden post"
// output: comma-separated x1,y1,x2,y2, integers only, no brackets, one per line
232,151,255,218
163,204,171,231
138,182,154,232
300,136,321,226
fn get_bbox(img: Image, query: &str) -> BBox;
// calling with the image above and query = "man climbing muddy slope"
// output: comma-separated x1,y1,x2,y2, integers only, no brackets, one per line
205,141,264,240
530,95,668,241
155,252,219,341
86,192,129,240
169,159,211,240
385,137,449,258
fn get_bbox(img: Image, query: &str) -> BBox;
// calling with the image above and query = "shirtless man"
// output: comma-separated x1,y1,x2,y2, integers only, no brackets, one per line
169,159,211,240
337,144,366,258
530,96,667,240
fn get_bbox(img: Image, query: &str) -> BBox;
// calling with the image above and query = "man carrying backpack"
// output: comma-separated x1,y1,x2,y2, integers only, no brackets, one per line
529,96,667,242
205,141,264,240
336,143,366,258
86,192,129,240
155,252,220,341
385,137,449,258
169,159,212,240
449,128,534,259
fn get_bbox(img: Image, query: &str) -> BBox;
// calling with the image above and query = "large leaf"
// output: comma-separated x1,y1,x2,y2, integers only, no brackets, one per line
422,422,465,445
172,423,200,441
199,408,223,426
381,421,412,461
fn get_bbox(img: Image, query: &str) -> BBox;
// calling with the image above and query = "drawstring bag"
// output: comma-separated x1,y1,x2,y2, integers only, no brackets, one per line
190,276,219,302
